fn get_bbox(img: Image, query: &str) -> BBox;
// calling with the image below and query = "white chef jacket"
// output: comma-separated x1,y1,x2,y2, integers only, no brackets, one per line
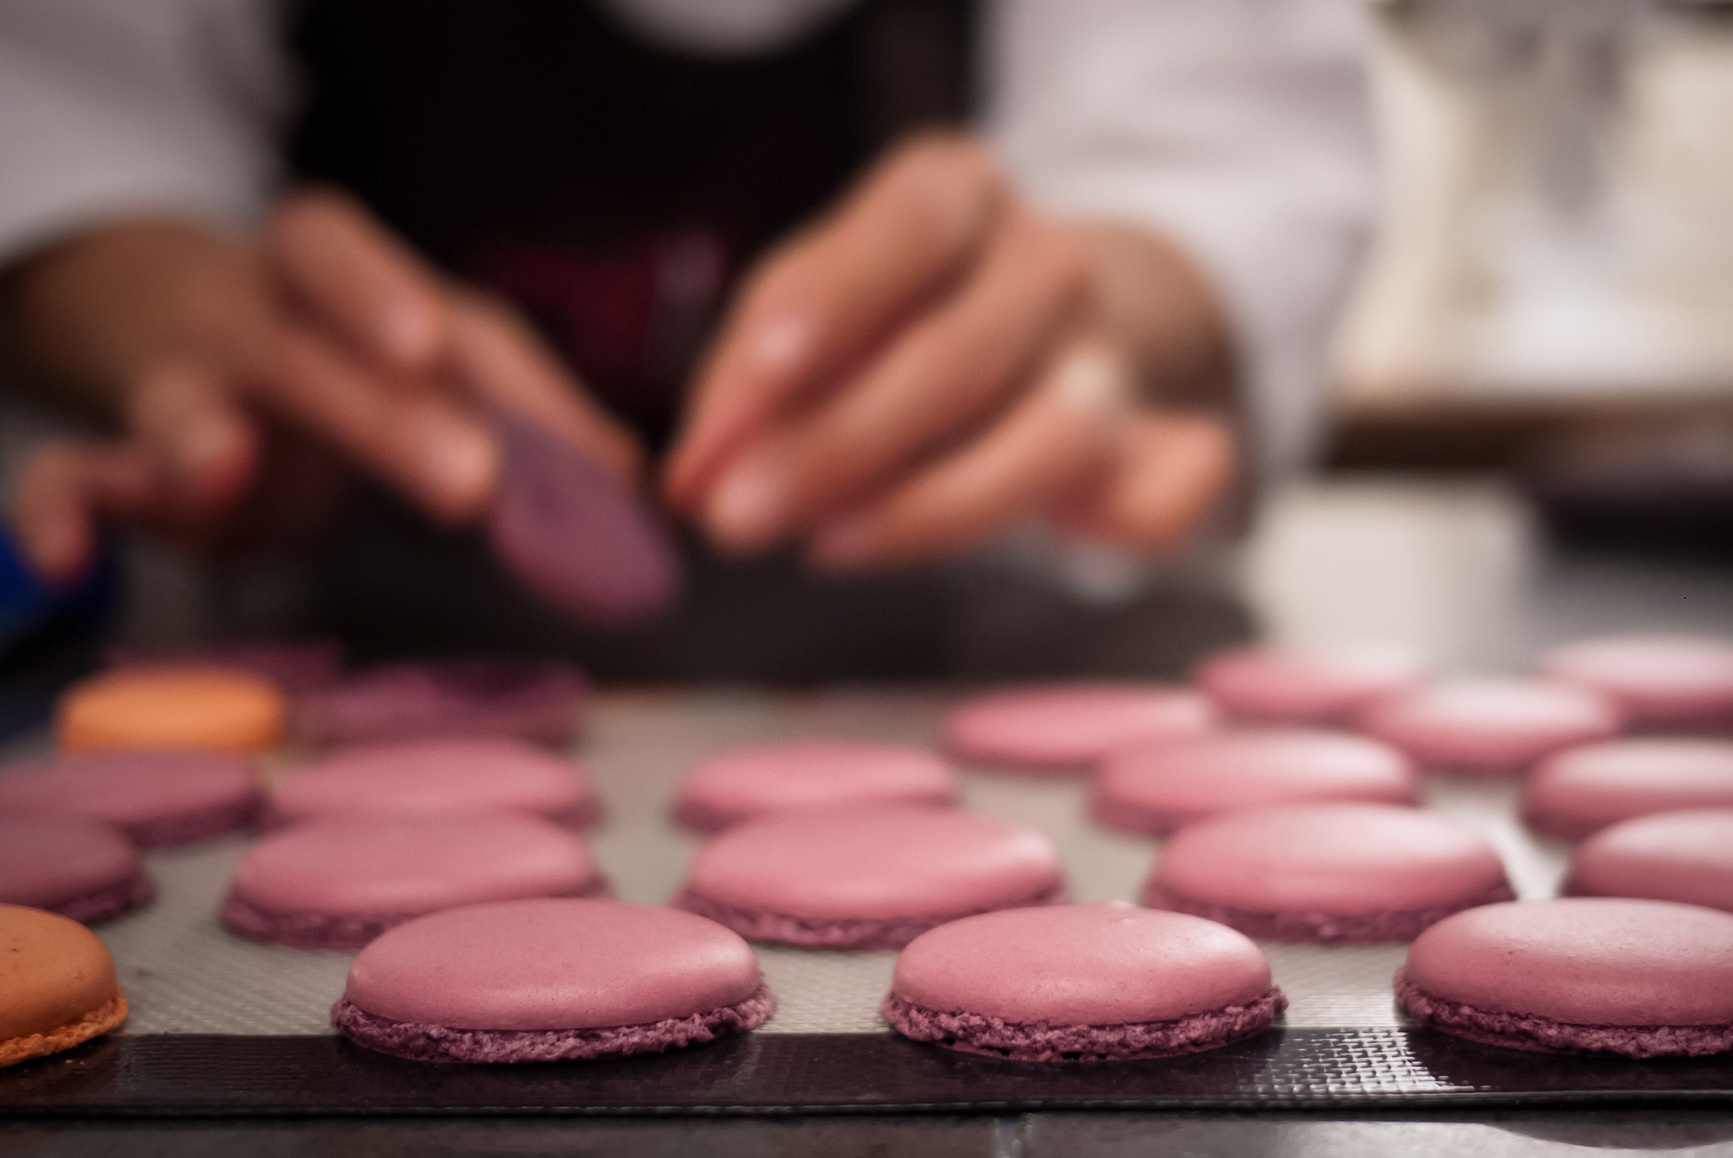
0,0,1375,482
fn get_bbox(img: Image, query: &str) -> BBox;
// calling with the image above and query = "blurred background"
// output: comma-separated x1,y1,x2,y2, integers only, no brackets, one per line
1,0,1731,726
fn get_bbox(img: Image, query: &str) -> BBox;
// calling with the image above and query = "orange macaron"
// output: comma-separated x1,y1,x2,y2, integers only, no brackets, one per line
57,666,287,753
0,904,129,1067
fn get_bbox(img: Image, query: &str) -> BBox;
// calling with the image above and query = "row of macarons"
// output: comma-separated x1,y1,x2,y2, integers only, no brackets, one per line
8,709,1732,944
59,629,1733,762
7,661,1733,941
9,886,1733,1072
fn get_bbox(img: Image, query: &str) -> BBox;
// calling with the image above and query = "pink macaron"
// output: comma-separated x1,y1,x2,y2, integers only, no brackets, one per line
332,898,772,1063
0,817,153,925
222,813,610,949
266,737,599,828
882,901,1285,1062
1358,678,1622,777
1092,729,1419,836
1521,737,1733,841
1537,634,1733,733
673,806,1066,949
1396,898,1733,1057
943,682,1215,774
1194,643,1427,727
1564,810,1733,913
1142,803,1512,943
0,750,259,846
673,739,959,833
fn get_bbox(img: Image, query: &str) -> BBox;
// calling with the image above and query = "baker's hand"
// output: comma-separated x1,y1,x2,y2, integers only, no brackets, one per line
7,190,639,582
664,133,1237,571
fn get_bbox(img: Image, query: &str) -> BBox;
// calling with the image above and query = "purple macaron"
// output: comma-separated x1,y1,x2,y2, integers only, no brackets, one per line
332,898,773,1063
1396,898,1733,1057
1563,809,1733,913
1522,737,1733,841
0,750,259,847
883,902,1285,1062
673,806,1067,950
222,814,610,949
295,658,589,747
487,408,682,628
0,817,154,925
1142,803,1513,943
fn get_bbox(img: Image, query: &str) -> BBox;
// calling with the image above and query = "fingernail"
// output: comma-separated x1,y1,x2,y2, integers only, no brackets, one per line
1054,346,1122,417
706,458,787,552
175,413,243,480
810,515,878,571
419,415,499,518
754,316,809,372
381,302,440,367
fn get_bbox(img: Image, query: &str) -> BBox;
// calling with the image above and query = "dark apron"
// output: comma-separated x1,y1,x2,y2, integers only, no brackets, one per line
286,0,1249,681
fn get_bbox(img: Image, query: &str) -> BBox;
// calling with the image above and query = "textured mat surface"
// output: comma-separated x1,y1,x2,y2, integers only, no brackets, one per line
60,688,1570,1036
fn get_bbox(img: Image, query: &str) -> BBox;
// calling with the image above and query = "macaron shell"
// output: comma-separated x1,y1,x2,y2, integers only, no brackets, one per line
1567,810,1733,913
944,683,1215,771
1403,898,1733,1027
343,898,762,1030
0,751,258,844
230,814,604,916
487,408,681,627
0,904,121,1040
1152,803,1508,915
0,818,142,911
1358,679,1622,775
1538,635,1733,730
1523,738,1733,840
676,740,958,830
1093,730,1418,833
1195,644,1426,726
681,807,1063,920
57,666,286,753
891,901,1272,1025
269,738,594,826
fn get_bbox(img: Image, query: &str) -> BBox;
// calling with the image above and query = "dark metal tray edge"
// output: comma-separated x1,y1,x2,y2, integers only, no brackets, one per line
3,1030,1730,1117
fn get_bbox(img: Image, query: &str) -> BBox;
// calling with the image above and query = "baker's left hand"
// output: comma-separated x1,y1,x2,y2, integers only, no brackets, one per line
663,132,1238,571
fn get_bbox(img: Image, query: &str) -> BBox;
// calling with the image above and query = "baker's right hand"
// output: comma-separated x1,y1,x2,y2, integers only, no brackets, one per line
5,189,640,583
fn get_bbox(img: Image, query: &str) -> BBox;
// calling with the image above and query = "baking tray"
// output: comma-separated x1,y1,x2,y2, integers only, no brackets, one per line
2,688,1730,1116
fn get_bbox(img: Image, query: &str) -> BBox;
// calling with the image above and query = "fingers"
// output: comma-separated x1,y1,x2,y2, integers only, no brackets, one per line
664,134,1007,509
445,291,644,485
1067,412,1237,552
806,344,1127,570
13,441,156,582
267,188,448,372
126,363,258,516
237,323,499,523
699,212,1089,554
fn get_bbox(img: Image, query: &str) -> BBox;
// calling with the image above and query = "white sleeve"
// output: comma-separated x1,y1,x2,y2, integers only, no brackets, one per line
0,0,292,266
986,0,1378,482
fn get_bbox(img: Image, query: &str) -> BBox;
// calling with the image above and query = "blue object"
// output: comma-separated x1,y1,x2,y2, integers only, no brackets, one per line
0,525,114,658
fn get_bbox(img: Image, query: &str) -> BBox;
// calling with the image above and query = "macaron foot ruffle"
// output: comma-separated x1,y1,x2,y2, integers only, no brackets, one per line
0,993,129,1068
331,983,774,1063
881,987,1285,1062
1395,970,1733,1058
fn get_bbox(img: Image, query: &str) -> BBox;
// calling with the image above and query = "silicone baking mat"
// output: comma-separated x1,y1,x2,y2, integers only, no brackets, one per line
3,688,1731,1115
